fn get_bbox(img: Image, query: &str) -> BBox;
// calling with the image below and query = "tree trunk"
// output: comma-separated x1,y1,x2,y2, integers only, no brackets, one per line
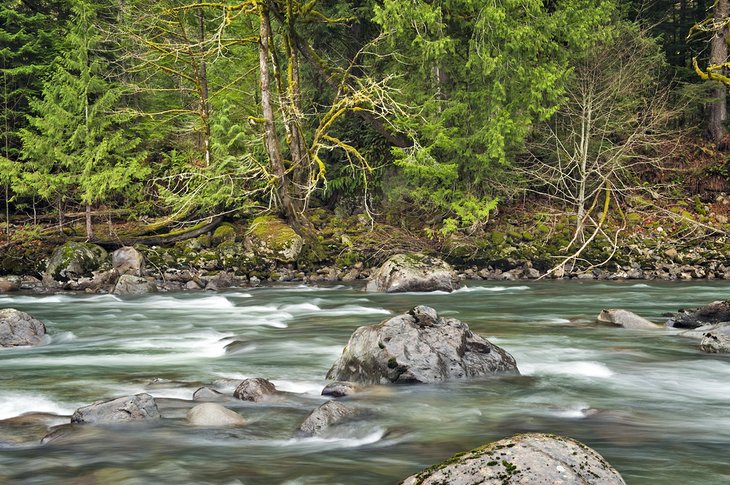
258,3,298,223
85,203,93,240
198,0,211,167
710,0,729,144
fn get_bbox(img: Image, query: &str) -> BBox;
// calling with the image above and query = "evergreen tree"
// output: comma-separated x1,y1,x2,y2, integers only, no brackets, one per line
19,0,148,238
372,0,618,232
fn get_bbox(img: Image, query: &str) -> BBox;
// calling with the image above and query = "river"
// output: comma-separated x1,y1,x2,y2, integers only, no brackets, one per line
1,281,729,484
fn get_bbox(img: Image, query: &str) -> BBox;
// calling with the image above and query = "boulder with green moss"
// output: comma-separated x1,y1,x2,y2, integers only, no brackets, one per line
212,223,237,246
46,242,107,282
401,433,625,485
245,216,303,263
366,253,459,293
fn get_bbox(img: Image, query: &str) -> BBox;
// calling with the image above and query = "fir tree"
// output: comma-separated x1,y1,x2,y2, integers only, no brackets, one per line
20,0,148,238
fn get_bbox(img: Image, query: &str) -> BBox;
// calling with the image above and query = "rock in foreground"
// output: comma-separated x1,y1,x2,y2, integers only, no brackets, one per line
401,433,626,485
71,393,160,424
699,323,730,353
233,378,277,402
666,300,730,329
597,309,660,330
186,403,246,427
366,253,459,293
295,401,357,437
0,309,47,347
327,306,518,384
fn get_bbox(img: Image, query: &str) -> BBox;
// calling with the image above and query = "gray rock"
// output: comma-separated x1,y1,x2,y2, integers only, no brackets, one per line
321,381,363,398
326,306,519,384
71,393,160,424
70,269,118,292
112,274,157,295
233,378,277,402
667,300,730,329
401,433,626,485
205,271,234,291
46,242,107,282
186,403,246,427
597,309,660,330
0,276,21,293
192,387,227,402
699,323,730,353
366,253,460,293
111,246,145,276
0,308,47,347
295,401,357,437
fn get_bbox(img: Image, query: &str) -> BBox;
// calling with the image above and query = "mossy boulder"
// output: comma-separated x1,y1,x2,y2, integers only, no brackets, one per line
212,222,237,246
46,242,107,282
401,433,625,485
245,216,303,263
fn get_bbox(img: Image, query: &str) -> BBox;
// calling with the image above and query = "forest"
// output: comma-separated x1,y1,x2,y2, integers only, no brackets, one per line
3,0,730,272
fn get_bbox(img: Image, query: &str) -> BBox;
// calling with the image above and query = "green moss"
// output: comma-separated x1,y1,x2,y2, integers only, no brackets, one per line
626,212,642,224
387,357,398,369
490,232,506,245
248,215,303,263
212,223,237,246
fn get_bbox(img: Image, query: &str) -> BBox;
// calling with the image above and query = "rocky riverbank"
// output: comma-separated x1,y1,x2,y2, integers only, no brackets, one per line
1,209,730,294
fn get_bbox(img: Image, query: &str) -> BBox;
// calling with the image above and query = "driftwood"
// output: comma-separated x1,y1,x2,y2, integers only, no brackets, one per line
80,216,224,249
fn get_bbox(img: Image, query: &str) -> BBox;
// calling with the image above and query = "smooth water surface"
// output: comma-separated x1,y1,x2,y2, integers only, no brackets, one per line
2,281,730,484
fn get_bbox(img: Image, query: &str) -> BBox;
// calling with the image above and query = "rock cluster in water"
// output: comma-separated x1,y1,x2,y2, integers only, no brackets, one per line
327,305,519,384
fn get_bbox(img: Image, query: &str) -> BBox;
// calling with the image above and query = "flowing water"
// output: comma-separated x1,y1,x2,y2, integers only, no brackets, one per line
1,281,730,484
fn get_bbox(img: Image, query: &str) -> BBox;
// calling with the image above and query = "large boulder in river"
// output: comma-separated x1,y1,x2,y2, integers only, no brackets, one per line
111,246,145,277
295,401,358,437
401,433,626,485
0,308,46,347
366,253,459,293
71,393,160,424
233,378,277,402
699,323,730,353
245,215,303,263
666,300,730,329
46,242,107,282
186,403,246,427
112,274,157,295
597,309,660,330
327,306,518,384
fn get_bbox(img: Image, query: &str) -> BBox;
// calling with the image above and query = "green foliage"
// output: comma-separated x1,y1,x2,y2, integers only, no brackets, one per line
19,0,148,211
374,0,618,231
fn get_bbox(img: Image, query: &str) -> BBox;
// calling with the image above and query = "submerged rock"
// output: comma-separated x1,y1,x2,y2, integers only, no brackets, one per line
71,393,160,424
321,381,363,398
186,403,246,427
699,323,730,353
112,274,157,295
233,378,277,402
0,308,47,347
401,433,626,485
295,401,357,437
597,309,660,330
46,242,107,282
327,306,519,384
366,253,459,293
666,300,730,329
193,387,227,402
111,246,145,277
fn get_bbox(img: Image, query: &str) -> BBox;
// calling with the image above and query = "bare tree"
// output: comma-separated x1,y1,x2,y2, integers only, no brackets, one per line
521,25,681,275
